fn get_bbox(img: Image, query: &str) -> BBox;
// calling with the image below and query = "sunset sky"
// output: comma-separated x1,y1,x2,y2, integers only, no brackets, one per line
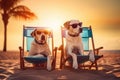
0,0,120,51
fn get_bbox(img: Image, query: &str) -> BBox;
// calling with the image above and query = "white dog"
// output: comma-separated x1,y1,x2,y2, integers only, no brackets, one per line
29,29,52,71
64,20,84,69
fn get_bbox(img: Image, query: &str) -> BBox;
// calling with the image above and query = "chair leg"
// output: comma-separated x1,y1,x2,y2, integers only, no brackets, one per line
94,61,98,70
60,55,63,69
19,47,25,69
52,59,56,70
53,47,57,70
20,58,25,69
89,62,94,70
89,61,98,70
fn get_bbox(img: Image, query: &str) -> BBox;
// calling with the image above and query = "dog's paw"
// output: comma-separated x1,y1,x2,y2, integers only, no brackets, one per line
47,66,52,71
73,64,78,69
73,62,78,69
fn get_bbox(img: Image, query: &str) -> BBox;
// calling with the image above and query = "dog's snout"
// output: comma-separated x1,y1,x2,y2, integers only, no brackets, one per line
41,35,45,40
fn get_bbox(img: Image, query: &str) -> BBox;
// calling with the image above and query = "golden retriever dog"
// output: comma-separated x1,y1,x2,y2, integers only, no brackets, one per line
29,28,52,71
64,20,84,69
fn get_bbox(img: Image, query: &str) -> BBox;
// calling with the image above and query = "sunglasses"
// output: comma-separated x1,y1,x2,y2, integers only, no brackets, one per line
70,23,82,28
36,31,49,35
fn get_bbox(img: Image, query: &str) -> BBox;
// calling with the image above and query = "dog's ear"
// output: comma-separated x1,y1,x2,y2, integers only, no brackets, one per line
31,29,36,37
64,21,70,29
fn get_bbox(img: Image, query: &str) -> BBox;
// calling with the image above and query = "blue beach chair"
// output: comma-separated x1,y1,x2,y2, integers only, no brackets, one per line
59,26,103,70
19,26,57,70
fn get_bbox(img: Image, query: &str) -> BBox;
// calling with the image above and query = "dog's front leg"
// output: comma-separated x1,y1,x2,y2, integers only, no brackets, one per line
47,55,52,71
71,53,78,69
79,42,84,55
68,47,78,69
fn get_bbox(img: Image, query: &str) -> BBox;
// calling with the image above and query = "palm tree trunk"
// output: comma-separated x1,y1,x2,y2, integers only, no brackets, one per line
3,24,7,51
2,13,9,52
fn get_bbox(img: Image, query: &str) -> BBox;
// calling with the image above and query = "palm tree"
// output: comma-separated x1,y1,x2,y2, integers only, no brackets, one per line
0,0,37,51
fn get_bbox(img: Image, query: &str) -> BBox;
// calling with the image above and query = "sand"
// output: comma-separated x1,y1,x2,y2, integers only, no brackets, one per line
0,51,120,80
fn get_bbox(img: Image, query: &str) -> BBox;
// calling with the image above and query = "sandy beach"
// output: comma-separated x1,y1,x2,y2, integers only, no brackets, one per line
0,51,120,80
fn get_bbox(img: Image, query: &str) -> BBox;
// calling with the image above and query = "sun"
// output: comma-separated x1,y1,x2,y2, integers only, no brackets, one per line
43,18,62,30
27,16,64,31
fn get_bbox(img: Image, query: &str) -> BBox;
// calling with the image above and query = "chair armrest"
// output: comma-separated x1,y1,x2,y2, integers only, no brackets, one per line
58,45,63,50
53,47,58,52
19,46,23,51
19,46,24,58
95,47,103,55
95,47,103,50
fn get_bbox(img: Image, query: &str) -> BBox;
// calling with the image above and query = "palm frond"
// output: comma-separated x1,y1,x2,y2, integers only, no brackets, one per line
11,11,37,20
9,5,37,20
0,0,22,11
0,0,2,9
9,5,31,12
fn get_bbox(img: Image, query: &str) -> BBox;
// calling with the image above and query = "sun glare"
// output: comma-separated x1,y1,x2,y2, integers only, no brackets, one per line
26,16,64,31
41,18,63,30
25,17,64,47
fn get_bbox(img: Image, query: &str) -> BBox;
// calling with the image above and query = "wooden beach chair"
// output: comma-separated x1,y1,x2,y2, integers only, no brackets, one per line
19,26,57,70
59,26,103,70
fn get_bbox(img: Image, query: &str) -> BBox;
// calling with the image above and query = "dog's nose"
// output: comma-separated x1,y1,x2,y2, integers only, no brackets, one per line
41,35,45,40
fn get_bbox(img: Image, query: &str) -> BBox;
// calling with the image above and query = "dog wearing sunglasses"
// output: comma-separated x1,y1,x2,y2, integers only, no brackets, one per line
64,20,84,69
29,29,52,71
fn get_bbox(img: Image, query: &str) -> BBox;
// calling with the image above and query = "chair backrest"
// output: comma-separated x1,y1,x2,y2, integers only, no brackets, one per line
22,26,54,53
61,26,95,52
80,27,92,51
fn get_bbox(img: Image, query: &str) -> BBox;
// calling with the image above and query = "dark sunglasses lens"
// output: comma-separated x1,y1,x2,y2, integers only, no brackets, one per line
43,31,47,34
78,23,82,26
37,31,41,34
71,24,77,28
